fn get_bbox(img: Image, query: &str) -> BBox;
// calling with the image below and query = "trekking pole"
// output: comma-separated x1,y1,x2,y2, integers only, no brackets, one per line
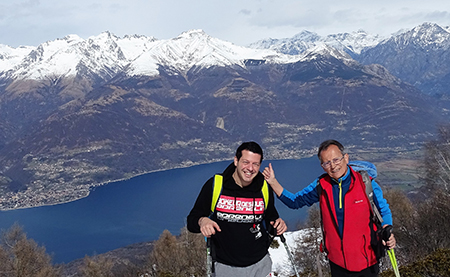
280,234,300,277
382,225,400,277
205,237,213,277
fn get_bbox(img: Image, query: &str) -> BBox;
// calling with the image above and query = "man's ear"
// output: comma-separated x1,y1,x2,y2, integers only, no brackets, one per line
234,156,238,166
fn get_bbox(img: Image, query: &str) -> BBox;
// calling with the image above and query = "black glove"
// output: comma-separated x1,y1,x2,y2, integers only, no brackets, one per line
381,225,393,242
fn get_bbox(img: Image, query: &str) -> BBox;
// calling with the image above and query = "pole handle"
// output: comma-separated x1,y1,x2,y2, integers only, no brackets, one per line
382,225,393,242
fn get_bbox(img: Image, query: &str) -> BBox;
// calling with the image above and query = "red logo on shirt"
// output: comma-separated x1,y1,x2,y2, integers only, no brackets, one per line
216,195,264,214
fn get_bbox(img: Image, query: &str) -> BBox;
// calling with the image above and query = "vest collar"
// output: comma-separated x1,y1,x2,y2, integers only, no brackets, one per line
331,165,350,184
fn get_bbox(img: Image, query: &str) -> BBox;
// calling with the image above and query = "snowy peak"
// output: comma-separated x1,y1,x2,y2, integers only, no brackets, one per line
292,30,322,42
397,22,450,48
127,29,295,76
1,22,450,82
0,44,34,72
0,29,294,80
302,43,353,61
324,30,384,54
357,22,450,96
10,32,128,80
249,29,385,56
372,22,450,52
411,22,450,36
31,34,84,61
175,29,209,40
1,32,156,80
248,30,321,55
118,34,158,60
60,34,85,45
248,23,450,57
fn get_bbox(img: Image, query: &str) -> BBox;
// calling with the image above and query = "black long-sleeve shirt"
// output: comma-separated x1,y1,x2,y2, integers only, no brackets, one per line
187,162,280,267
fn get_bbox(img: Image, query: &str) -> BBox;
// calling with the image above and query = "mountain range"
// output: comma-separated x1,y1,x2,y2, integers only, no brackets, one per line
0,22,449,209
250,22,450,97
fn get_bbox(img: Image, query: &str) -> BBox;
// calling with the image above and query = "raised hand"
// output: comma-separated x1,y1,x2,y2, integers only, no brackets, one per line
262,163,284,197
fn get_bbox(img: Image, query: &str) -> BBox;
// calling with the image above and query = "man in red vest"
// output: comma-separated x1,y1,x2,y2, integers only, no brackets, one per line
263,139,396,276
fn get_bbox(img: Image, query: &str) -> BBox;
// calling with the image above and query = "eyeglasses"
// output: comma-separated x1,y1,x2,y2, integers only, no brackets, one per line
321,155,345,169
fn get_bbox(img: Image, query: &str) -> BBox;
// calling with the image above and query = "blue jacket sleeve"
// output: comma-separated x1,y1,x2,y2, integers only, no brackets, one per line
278,178,320,209
372,180,393,226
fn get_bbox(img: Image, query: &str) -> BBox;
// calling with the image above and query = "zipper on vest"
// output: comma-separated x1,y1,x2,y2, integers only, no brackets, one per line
338,179,343,209
341,237,347,269
363,235,369,266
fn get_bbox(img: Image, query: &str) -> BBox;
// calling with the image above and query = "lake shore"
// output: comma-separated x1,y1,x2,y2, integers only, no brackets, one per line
0,149,422,212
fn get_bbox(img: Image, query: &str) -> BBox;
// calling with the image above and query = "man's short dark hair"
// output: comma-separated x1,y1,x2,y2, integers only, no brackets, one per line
317,139,345,160
236,141,263,162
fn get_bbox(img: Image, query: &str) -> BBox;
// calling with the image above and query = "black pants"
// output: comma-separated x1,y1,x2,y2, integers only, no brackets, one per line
329,261,379,277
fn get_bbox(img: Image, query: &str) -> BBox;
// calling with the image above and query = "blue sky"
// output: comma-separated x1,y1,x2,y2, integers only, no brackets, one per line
1,0,450,47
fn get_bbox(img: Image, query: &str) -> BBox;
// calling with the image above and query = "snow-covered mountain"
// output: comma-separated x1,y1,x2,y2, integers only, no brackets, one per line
125,29,299,77
248,22,450,96
248,30,323,56
2,22,449,92
130,29,300,76
358,22,450,95
0,44,35,72
0,32,154,80
248,29,385,56
0,29,298,81
397,22,450,48
2,22,450,85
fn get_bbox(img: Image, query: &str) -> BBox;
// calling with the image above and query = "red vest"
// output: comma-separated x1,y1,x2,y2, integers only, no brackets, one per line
319,167,378,272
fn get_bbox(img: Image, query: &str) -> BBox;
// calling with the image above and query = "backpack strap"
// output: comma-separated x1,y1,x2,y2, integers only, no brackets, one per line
262,180,269,210
355,169,387,260
316,173,327,195
358,170,383,225
211,175,223,213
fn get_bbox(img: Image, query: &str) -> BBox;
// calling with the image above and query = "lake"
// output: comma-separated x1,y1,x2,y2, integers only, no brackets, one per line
0,157,323,264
